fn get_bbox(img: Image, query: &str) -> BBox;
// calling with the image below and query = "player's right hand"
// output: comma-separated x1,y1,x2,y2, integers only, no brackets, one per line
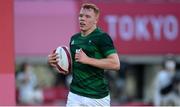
48,53,59,68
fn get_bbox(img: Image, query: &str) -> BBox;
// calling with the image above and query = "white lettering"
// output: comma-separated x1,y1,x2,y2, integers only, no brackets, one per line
150,16,163,40
104,15,179,41
163,15,178,41
119,15,134,41
105,15,118,39
135,16,150,40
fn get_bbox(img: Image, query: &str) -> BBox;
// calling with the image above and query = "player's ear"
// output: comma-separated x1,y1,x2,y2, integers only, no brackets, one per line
94,16,99,24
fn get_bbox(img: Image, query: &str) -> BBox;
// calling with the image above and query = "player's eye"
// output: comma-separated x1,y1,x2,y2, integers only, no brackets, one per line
86,15,91,18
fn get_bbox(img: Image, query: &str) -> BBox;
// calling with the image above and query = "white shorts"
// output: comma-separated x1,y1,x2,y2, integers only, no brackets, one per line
66,92,110,107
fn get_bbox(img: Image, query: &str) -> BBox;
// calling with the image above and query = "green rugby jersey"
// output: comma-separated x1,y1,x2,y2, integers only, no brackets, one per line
69,28,117,99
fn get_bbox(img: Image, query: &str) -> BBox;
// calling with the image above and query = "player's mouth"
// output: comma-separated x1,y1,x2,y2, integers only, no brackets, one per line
80,22,86,27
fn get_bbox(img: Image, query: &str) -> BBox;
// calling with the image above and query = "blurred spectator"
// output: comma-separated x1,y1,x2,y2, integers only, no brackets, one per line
16,62,43,105
161,71,180,106
153,57,176,106
114,61,129,102
105,61,129,104
65,74,73,88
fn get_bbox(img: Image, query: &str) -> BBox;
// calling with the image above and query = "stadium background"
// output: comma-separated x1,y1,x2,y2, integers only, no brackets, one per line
0,0,180,106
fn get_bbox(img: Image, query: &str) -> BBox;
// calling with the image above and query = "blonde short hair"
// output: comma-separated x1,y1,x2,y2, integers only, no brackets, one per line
81,3,100,17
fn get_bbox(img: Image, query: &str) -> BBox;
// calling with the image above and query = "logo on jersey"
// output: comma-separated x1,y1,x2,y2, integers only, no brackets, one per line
71,40,74,45
89,40,92,43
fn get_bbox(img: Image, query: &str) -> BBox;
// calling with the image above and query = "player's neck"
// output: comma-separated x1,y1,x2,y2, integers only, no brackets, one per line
81,25,96,37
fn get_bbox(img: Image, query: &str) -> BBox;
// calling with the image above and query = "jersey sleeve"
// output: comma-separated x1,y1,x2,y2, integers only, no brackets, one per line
98,33,117,57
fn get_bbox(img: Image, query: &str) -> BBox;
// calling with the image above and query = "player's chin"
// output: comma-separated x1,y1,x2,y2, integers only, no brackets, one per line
80,27,86,31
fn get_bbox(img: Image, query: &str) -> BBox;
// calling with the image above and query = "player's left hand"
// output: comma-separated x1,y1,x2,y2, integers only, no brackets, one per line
75,49,89,64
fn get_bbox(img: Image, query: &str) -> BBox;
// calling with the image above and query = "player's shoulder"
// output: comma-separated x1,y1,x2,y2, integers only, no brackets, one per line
96,28,110,37
71,32,81,39
98,31,111,40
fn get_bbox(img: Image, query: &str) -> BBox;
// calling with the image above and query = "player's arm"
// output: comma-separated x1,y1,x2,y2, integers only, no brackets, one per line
75,49,120,71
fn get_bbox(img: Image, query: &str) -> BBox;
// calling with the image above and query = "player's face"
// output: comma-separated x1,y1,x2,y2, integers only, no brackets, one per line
79,8,98,32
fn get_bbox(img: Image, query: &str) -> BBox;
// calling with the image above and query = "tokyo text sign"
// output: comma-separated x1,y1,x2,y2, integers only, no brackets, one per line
98,3,180,54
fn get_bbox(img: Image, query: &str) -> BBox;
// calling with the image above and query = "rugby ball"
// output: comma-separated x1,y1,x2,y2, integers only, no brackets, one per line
53,46,71,75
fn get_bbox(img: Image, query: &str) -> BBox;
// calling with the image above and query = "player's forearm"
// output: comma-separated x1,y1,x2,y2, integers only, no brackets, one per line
85,54,120,70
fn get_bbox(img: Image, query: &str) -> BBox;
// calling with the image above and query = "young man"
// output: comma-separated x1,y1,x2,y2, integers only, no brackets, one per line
48,3,120,106
154,58,176,106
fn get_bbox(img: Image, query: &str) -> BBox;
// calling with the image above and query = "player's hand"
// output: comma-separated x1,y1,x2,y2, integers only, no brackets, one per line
75,49,89,64
48,53,59,67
